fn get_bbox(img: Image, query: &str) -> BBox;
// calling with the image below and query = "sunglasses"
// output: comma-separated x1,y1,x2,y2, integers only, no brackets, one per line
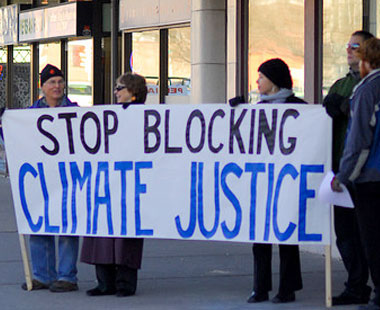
346,43,360,50
115,85,126,92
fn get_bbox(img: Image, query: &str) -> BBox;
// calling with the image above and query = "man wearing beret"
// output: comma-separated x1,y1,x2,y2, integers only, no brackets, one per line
323,31,374,306
21,64,79,293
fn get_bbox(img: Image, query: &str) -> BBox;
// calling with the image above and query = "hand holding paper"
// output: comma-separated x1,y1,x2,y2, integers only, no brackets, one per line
318,171,354,208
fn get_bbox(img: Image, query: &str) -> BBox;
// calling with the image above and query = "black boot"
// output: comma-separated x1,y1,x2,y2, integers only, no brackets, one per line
333,285,371,305
115,265,137,297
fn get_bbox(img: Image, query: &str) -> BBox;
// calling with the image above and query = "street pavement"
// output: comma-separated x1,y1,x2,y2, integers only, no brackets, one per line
0,176,365,310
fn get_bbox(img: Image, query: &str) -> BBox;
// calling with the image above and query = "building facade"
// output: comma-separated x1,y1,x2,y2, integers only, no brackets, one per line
0,0,379,107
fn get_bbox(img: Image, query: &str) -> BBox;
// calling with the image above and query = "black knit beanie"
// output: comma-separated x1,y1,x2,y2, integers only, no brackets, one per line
258,58,293,90
40,64,64,86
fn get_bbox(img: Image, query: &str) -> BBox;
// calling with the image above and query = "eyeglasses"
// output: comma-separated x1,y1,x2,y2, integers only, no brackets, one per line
346,43,360,50
45,80,65,86
114,85,126,92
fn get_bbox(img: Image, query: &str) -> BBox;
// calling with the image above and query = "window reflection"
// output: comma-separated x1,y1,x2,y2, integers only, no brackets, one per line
0,47,6,109
68,39,93,107
323,0,362,97
166,27,191,104
248,0,304,103
13,45,31,108
39,42,61,98
132,31,159,104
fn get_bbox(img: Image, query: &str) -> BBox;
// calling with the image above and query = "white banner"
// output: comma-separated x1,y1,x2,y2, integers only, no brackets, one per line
2,104,332,244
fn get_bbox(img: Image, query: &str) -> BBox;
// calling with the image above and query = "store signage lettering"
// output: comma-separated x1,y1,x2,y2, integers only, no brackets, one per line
46,5,76,38
19,3,77,42
148,85,189,96
0,5,18,45
119,0,190,30
19,15,44,37
19,10,45,40
2,104,331,245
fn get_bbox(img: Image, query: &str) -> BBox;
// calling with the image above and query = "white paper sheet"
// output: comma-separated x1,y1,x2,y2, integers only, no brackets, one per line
318,171,354,208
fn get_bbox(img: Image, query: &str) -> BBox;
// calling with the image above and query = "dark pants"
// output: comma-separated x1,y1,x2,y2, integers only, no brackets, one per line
334,205,369,291
354,182,380,304
95,264,137,293
252,243,302,295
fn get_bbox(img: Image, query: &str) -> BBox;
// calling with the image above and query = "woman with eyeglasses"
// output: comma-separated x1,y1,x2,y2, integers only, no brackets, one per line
81,73,147,297
247,58,305,304
113,72,148,108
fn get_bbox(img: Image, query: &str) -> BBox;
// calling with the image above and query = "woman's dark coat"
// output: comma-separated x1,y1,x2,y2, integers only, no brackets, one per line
81,100,144,269
80,237,143,269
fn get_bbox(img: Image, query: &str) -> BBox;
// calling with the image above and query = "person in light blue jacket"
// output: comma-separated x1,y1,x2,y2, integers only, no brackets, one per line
332,38,380,310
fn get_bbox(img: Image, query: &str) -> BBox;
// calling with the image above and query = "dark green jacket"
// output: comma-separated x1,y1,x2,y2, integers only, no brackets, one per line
327,70,360,172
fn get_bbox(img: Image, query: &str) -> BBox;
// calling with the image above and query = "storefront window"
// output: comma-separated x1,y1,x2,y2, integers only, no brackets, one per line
166,27,191,104
13,45,31,108
67,38,93,107
38,42,61,97
248,0,304,103
132,31,159,104
0,47,6,108
323,0,362,96
102,36,112,104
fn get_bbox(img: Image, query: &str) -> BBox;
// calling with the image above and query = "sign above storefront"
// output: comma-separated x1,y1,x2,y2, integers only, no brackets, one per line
19,2,92,43
119,0,191,30
0,5,18,46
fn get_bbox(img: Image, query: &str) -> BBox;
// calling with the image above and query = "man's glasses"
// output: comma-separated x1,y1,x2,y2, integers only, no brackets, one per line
115,85,126,92
45,80,65,86
346,43,360,50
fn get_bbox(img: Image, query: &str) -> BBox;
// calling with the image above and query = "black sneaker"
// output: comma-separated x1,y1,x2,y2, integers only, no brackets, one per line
21,279,49,291
272,292,296,303
333,286,371,306
49,280,78,293
247,291,269,303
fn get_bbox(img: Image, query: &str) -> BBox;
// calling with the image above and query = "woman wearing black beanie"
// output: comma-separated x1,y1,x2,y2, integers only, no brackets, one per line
256,58,305,104
247,58,305,304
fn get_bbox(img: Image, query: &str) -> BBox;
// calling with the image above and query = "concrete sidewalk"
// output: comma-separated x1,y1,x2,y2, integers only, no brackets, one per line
0,176,361,310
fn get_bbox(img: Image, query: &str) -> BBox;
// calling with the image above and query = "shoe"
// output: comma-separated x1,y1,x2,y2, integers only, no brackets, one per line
21,279,49,291
272,292,296,303
86,286,116,296
333,286,371,306
247,291,269,303
359,300,380,310
116,289,135,297
49,280,78,292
